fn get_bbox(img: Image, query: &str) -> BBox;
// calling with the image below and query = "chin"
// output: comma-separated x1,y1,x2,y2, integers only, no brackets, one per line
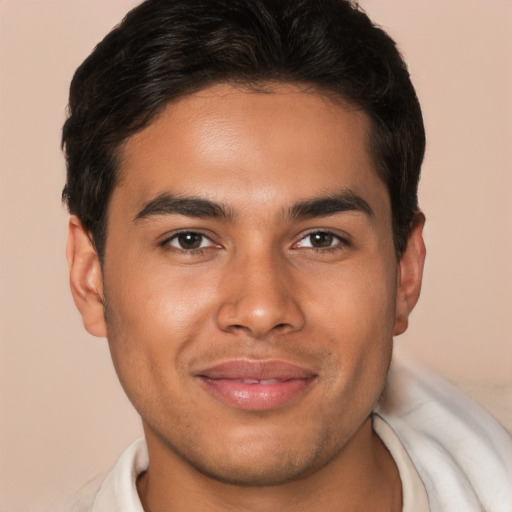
162,423,339,488
182,450,319,487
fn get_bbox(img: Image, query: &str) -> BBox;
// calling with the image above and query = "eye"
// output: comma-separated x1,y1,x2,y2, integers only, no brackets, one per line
295,231,347,249
164,231,216,251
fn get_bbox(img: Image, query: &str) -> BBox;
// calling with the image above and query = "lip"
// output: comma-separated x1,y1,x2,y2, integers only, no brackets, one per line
196,360,317,411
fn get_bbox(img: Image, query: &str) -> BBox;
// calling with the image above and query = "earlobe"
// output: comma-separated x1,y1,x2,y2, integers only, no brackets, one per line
393,213,426,336
66,216,107,338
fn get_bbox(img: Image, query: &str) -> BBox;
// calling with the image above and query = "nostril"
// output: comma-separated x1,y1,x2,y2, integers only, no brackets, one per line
216,296,305,337
226,322,292,335
228,324,245,332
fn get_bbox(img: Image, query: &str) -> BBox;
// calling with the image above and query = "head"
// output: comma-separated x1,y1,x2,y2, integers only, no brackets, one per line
62,0,424,262
63,0,426,494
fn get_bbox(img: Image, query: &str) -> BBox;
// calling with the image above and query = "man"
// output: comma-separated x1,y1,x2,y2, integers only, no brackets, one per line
62,0,512,510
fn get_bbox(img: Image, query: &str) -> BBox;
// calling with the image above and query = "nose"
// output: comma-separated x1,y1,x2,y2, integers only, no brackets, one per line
216,252,305,338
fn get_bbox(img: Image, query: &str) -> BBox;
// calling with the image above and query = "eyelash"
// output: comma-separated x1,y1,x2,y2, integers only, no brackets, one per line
160,229,350,255
294,230,351,253
160,231,218,254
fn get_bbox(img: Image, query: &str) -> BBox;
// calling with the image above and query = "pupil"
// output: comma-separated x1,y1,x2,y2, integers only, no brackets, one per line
311,232,333,247
178,233,202,249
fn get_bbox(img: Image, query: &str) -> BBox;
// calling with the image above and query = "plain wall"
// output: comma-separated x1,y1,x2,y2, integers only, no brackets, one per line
0,1,511,510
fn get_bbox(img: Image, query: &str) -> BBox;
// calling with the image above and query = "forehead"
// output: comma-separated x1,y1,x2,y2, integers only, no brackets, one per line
114,83,388,220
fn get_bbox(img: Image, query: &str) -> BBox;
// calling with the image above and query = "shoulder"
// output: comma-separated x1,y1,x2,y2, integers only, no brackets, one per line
375,357,512,512
71,438,148,512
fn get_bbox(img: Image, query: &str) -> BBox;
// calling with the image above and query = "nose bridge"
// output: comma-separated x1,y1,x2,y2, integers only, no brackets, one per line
216,244,304,337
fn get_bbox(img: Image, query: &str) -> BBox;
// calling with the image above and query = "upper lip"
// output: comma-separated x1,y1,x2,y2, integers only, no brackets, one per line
196,359,317,381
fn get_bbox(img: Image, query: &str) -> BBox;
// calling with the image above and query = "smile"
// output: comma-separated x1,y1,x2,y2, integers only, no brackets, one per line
228,378,282,384
196,360,317,411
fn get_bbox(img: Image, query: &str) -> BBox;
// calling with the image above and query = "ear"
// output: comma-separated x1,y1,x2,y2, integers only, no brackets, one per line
394,213,426,336
66,216,107,338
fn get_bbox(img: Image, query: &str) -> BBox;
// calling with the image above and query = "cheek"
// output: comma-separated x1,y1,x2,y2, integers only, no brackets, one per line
315,259,396,334
106,260,215,331
103,264,221,377
309,258,397,381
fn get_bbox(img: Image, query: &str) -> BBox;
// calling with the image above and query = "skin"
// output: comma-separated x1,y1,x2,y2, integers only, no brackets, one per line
67,83,425,511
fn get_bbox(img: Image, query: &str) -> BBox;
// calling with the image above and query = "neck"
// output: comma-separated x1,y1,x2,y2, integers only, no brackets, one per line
137,417,402,512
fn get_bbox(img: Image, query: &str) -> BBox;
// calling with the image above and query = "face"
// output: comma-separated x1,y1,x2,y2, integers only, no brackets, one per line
69,83,424,486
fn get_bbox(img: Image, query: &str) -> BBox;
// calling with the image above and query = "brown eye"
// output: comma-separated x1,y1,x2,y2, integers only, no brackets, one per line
167,232,212,250
309,232,334,248
296,231,341,249
177,233,202,249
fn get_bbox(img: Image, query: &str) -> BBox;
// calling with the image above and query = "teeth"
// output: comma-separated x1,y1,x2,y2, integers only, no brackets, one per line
240,379,280,385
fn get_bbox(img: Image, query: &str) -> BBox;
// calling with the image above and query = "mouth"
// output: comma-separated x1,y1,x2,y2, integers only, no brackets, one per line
196,360,317,411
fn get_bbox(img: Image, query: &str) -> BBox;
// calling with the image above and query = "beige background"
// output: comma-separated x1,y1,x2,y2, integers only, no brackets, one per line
0,1,511,510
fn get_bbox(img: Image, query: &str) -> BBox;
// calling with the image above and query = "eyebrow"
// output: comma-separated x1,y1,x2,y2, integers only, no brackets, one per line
287,190,374,221
134,189,374,224
134,193,233,222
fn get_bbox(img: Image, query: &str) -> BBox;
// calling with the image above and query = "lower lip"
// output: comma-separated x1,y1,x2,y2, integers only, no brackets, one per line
198,377,315,411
